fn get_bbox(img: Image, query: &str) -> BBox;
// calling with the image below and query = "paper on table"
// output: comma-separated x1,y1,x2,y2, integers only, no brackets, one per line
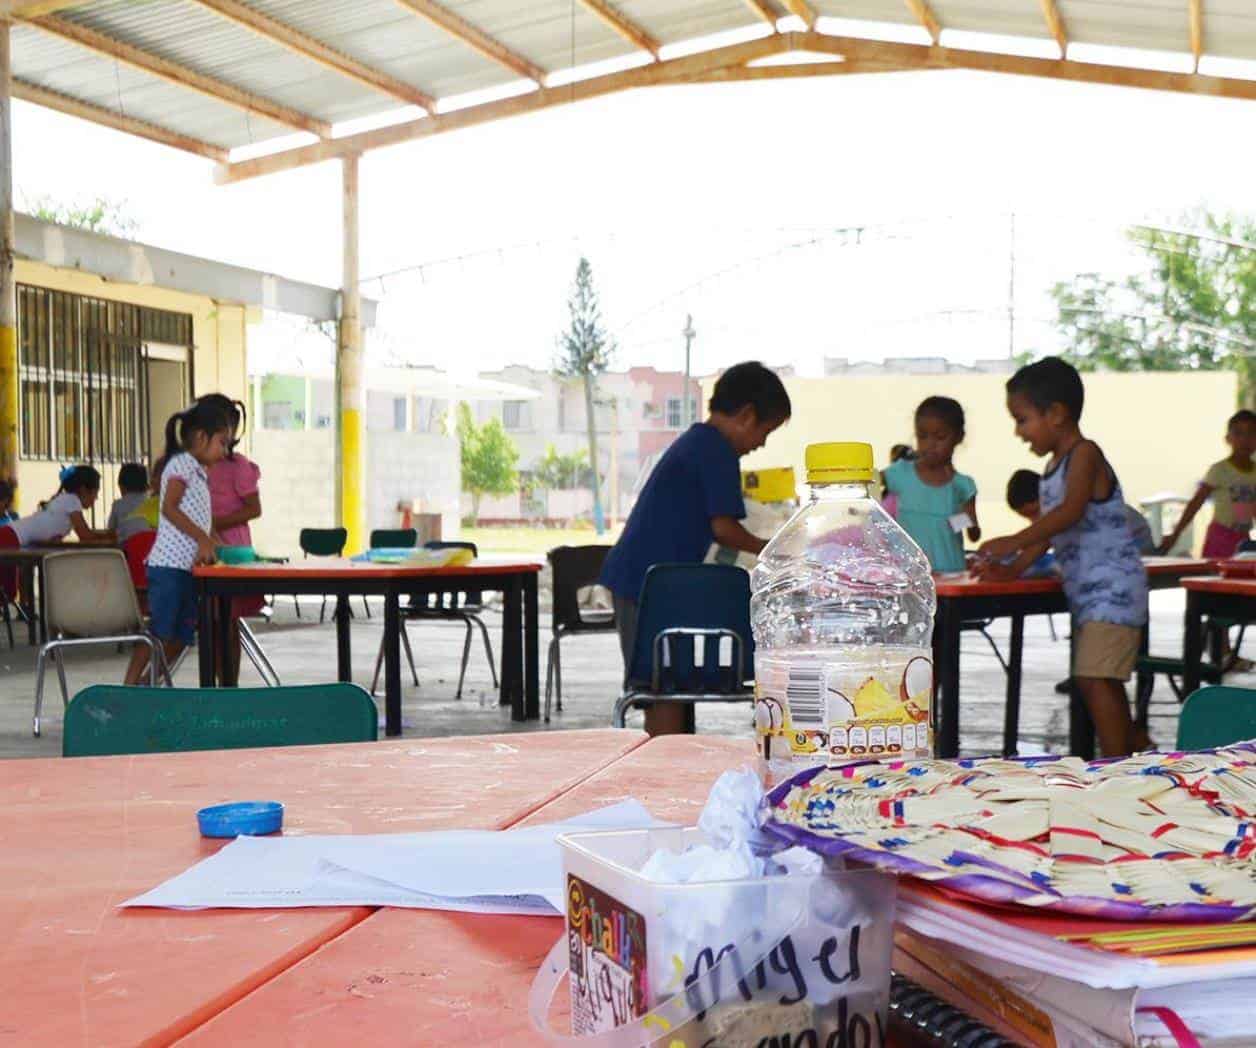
122,800,664,914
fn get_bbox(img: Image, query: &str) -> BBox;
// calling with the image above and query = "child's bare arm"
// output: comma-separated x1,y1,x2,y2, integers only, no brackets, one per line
976,540,1048,581
162,478,217,564
963,496,981,543
1158,483,1211,553
68,511,114,544
711,515,767,556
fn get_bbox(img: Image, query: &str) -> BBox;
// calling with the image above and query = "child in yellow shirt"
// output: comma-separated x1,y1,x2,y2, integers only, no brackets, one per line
1160,409,1256,557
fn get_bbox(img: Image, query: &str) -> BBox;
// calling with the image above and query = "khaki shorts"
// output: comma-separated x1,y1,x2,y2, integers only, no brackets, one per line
1073,621,1141,681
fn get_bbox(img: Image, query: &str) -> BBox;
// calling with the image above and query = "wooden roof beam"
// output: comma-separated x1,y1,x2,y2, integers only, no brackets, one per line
7,1,93,14
904,0,941,44
392,0,546,84
12,77,228,159
187,0,436,112
1189,0,1204,73
577,0,660,59
741,0,781,30
1039,0,1068,58
217,32,794,183
24,14,331,136
779,0,818,29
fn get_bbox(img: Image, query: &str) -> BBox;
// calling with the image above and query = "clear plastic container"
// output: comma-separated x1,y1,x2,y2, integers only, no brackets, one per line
751,442,937,783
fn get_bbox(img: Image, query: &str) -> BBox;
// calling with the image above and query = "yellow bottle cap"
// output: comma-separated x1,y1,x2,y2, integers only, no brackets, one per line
805,442,875,485
741,466,796,503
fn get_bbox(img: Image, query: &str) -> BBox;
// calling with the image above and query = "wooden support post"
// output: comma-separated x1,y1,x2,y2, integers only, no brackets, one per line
337,154,365,553
0,21,17,498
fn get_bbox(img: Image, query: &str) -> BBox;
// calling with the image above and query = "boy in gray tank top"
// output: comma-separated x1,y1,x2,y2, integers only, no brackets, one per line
977,357,1149,757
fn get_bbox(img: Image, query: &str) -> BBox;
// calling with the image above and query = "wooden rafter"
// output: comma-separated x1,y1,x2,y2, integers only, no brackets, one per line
1039,0,1067,58
904,0,941,44
1189,0,1204,73
577,0,660,59
8,1,92,14
24,14,331,136
741,0,781,29
12,77,228,160
392,0,546,84
186,0,436,112
218,33,793,183
778,0,817,30
213,28,1256,185
690,60,916,82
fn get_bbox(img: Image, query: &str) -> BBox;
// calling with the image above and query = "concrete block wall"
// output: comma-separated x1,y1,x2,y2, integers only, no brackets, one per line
367,431,460,543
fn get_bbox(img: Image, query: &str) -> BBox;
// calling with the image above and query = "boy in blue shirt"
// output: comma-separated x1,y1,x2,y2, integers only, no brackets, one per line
601,361,792,734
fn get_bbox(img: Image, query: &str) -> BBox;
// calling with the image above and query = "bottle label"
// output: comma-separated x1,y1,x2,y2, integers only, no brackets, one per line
755,651,933,766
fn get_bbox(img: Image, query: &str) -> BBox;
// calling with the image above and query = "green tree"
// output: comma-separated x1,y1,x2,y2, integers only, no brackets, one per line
1048,210,1256,403
26,194,140,239
532,443,588,491
555,257,615,533
456,402,519,524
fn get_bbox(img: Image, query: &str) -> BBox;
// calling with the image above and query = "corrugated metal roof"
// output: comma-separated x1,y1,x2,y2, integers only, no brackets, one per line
11,0,1256,162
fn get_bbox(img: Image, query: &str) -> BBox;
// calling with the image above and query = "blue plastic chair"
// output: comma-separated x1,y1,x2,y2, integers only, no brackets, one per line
1176,685,1256,750
612,563,755,729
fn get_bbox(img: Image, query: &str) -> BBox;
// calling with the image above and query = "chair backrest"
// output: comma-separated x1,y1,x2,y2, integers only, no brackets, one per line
371,528,417,550
548,544,613,630
44,549,143,638
1177,685,1256,750
63,683,379,757
300,527,347,558
418,540,480,609
627,563,754,694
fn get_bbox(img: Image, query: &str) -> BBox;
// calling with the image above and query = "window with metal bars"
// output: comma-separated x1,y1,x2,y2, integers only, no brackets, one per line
17,284,192,464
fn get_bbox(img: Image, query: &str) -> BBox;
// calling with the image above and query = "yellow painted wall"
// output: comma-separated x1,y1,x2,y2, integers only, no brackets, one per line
12,259,248,519
714,371,1238,551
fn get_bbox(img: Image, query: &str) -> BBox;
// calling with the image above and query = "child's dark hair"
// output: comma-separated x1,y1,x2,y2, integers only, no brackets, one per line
162,399,234,465
1006,356,1084,421
1006,469,1040,510
1228,409,1256,430
915,396,965,439
889,443,914,463
0,479,12,505
708,362,792,424
195,393,247,457
118,463,148,493
58,464,101,496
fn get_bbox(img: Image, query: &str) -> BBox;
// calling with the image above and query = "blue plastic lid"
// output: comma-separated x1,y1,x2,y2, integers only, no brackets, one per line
197,801,284,839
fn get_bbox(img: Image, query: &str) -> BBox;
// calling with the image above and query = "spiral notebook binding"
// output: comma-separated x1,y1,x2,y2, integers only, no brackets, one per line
888,971,1014,1048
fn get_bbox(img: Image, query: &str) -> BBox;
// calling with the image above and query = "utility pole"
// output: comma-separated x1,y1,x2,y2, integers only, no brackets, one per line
682,314,696,428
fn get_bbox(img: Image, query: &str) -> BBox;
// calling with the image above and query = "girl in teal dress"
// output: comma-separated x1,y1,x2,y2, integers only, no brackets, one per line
882,397,980,573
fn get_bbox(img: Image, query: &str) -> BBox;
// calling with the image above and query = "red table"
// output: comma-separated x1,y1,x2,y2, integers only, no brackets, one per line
0,730,643,1045
1182,575,1256,696
933,557,1213,757
194,558,542,732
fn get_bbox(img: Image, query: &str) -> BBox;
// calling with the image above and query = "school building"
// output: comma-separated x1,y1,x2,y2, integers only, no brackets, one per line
8,211,374,526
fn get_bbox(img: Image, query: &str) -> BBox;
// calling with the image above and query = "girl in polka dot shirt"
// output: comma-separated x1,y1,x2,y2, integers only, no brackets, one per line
125,399,233,684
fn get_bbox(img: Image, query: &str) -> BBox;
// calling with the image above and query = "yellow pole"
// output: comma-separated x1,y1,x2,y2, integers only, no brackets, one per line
0,21,17,502
337,153,364,552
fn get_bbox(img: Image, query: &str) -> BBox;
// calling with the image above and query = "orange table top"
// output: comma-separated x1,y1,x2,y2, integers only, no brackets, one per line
935,557,1213,598
194,557,542,581
182,736,755,1046
1183,574,1256,596
2,730,645,1046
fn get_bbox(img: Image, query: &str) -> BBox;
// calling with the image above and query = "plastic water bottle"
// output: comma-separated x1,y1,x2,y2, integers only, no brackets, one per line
751,442,937,783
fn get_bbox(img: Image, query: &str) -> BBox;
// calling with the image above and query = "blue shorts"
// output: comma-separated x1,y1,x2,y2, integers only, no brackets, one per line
147,566,197,645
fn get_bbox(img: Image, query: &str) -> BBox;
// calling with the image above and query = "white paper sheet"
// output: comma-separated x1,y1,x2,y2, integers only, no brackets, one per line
123,799,665,913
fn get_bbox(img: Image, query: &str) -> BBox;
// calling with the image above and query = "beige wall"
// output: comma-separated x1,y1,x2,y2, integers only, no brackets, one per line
12,259,249,521
714,371,1237,548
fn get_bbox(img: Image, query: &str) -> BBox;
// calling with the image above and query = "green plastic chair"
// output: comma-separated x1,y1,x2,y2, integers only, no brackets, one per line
370,528,417,550
1176,685,1256,750
63,683,378,757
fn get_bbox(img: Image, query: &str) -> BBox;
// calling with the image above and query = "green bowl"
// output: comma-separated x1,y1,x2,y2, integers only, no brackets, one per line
216,544,257,565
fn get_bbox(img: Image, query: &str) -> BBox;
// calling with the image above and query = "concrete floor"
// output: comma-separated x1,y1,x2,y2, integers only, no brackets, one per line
0,589,1237,759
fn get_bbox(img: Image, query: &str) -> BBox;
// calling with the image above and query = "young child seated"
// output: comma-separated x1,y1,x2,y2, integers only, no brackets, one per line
882,397,979,573
0,480,15,525
1159,409,1256,557
0,466,113,550
601,361,791,736
108,463,155,544
1007,468,1154,556
979,358,1149,757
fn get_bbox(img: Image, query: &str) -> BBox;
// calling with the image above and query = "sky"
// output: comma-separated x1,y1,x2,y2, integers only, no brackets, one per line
13,60,1256,379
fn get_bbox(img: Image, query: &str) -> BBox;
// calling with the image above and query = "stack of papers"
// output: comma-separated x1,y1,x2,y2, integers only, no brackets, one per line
124,800,663,915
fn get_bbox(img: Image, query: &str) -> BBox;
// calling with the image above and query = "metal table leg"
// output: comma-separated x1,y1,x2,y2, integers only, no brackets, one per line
1002,613,1024,757
1183,590,1205,698
384,589,401,737
335,593,352,683
934,597,962,758
197,582,215,686
523,571,539,721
